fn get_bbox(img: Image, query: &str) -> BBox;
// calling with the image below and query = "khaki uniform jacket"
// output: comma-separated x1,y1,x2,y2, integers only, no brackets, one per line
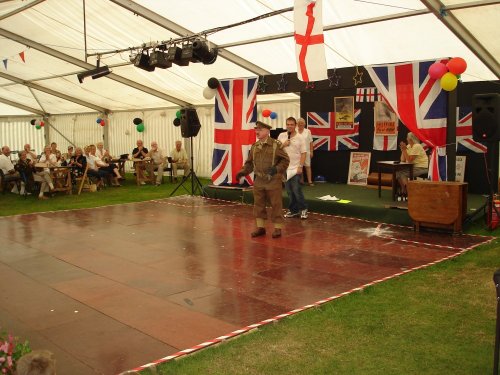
239,137,289,187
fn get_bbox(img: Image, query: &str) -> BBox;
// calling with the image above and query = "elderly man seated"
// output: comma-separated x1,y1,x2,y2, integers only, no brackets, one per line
149,141,167,186
0,145,22,193
170,140,190,182
132,139,154,185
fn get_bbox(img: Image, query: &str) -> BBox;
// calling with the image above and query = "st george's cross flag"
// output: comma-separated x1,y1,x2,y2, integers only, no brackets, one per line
307,109,361,151
456,107,487,153
211,77,257,185
366,59,448,181
373,134,398,151
294,0,327,82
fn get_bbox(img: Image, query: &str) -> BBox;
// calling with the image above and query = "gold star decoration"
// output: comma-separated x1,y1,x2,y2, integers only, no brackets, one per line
353,66,363,86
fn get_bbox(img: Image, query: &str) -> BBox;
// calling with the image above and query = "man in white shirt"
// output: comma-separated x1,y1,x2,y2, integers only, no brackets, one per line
277,117,308,219
149,141,167,186
23,144,38,161
297,117,314,186
170,140,190,182
0,145,21,193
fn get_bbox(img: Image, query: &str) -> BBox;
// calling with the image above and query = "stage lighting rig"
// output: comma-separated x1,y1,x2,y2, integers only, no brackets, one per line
133,50,155,72
77,58,111,83
192,39,218,65
149,46,172,69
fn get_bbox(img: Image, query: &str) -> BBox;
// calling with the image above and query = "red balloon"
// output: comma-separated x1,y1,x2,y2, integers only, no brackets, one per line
100,119,106,126
428,62,448,80
262,109,271,118
40,121,45,127
447,57,467,75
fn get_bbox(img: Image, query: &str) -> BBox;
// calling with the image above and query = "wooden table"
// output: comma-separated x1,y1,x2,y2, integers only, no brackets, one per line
110,158,127,179
132,158,154,185
377,161,413,201
50,166,73,194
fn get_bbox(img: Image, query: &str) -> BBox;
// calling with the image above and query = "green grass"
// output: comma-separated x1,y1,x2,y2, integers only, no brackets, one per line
1,178,499,374
0,175,210,216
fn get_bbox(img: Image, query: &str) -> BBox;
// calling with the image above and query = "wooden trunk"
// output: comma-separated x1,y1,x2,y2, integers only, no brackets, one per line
407,180,468,233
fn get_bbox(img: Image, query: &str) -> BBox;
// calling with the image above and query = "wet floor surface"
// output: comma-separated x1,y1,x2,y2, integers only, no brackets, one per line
0,196,492,374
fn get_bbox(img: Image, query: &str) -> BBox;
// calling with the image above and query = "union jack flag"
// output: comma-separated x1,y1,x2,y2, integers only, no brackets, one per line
456,107,487,153
211,77,257,185
366,59,448,181
306,109,360,151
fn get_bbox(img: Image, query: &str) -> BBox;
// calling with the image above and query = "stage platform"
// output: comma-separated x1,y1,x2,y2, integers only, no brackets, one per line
204,182,487,228
0,195,492,374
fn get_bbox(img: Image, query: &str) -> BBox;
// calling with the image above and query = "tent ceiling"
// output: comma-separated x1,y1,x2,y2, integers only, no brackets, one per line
0,0,498,116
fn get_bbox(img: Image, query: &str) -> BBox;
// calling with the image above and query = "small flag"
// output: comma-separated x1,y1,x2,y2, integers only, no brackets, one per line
2,59,7,69
19,51,25,63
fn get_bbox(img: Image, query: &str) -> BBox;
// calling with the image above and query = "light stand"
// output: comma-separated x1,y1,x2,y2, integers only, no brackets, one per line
169,135,205,196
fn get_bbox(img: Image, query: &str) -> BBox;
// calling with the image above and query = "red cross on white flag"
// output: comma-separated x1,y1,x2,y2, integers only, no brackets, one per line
294,0,327,82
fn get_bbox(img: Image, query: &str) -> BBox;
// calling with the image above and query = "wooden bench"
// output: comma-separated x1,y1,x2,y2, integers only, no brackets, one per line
366,172,392,189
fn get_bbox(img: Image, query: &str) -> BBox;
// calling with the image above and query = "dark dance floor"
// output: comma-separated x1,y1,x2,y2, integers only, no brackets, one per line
0,196,492,374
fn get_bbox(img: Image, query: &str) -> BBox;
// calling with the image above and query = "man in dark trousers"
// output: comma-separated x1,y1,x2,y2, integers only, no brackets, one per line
236,121,289,238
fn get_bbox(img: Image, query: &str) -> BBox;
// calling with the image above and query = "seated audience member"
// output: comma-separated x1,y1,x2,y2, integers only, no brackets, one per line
15,150,35,195
132,139,153,185
16,349,56,375
50,142,58,155
149,141,167,186
36,146,57,199
24,144,38,161
95,141,112,162
0,145,22,193
55,150,64,166
63,145,74,163
90,144,121,186
38,146,58,167
170,140,190,182
68,147,87,177
396,132,429,200
19,150,54,199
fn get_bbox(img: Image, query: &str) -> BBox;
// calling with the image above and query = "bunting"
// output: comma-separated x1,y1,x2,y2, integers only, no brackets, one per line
1,50,27,70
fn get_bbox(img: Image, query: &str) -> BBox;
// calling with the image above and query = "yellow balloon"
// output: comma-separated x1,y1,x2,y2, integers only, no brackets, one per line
440,72,458,91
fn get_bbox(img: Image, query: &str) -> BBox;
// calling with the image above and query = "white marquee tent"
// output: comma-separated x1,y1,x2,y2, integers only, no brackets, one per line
0,0,498,177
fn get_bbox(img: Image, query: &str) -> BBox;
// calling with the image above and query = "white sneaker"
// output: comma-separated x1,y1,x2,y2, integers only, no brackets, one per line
140,181,146,185
284,210,299,218
300,209,308,219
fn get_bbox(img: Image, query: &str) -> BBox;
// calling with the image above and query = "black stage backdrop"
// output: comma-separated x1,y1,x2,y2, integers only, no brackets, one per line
270,66,500,194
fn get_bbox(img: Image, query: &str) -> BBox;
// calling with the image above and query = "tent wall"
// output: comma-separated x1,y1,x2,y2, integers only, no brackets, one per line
0,100,300,178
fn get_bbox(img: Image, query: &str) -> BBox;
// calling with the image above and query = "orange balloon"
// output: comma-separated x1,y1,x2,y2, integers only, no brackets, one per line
446,57,467,75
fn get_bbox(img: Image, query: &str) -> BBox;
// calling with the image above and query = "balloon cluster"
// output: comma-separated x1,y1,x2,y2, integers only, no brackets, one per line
96,117,106,127
202,77,220,99
30,119,44,130
173,110,181,127
133,117,145,132
262,109,278,120
428,57,467,92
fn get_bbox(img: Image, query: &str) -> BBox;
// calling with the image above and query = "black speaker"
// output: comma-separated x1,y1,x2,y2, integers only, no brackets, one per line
180,108,201,138
472,93,500,142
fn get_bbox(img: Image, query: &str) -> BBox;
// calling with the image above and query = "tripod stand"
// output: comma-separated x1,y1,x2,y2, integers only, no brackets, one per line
169,135,205,196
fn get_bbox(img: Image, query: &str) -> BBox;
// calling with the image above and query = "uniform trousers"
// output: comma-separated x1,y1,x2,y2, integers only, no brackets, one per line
253,176,284,226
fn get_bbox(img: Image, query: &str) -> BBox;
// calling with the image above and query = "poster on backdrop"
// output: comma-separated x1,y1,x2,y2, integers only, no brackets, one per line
455,155,466,182
334,97,354,130
348,152,371,185
374,101,398,135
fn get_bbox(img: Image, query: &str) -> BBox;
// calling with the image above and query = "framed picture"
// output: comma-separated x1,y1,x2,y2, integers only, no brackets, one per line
374,101,398,135
334,96,354,130
348,151,371,185
455,155,466,182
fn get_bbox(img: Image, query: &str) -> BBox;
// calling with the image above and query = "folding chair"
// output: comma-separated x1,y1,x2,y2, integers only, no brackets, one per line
75,164,91,195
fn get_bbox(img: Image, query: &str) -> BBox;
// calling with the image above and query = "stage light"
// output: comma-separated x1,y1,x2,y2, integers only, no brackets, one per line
134,51,155,72
149,48,172,69
77,61,111,83
166,45,190,66
192,39,218,65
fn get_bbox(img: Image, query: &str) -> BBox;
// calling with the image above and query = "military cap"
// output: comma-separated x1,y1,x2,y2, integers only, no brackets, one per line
255,121,272,130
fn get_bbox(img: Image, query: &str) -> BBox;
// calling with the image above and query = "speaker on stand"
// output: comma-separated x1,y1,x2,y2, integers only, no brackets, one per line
472,93,500,229
170,108,205,197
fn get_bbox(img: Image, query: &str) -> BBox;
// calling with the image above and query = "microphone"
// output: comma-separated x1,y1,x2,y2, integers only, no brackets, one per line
287,131,291,139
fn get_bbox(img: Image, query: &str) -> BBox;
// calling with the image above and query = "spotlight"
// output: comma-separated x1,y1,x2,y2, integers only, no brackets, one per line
192,39,218,65
77,62,111,83
167,45,190,66
149,49,172,69
133,51,155,72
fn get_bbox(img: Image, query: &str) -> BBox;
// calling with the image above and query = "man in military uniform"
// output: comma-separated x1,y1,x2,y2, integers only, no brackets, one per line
236,121,289,238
